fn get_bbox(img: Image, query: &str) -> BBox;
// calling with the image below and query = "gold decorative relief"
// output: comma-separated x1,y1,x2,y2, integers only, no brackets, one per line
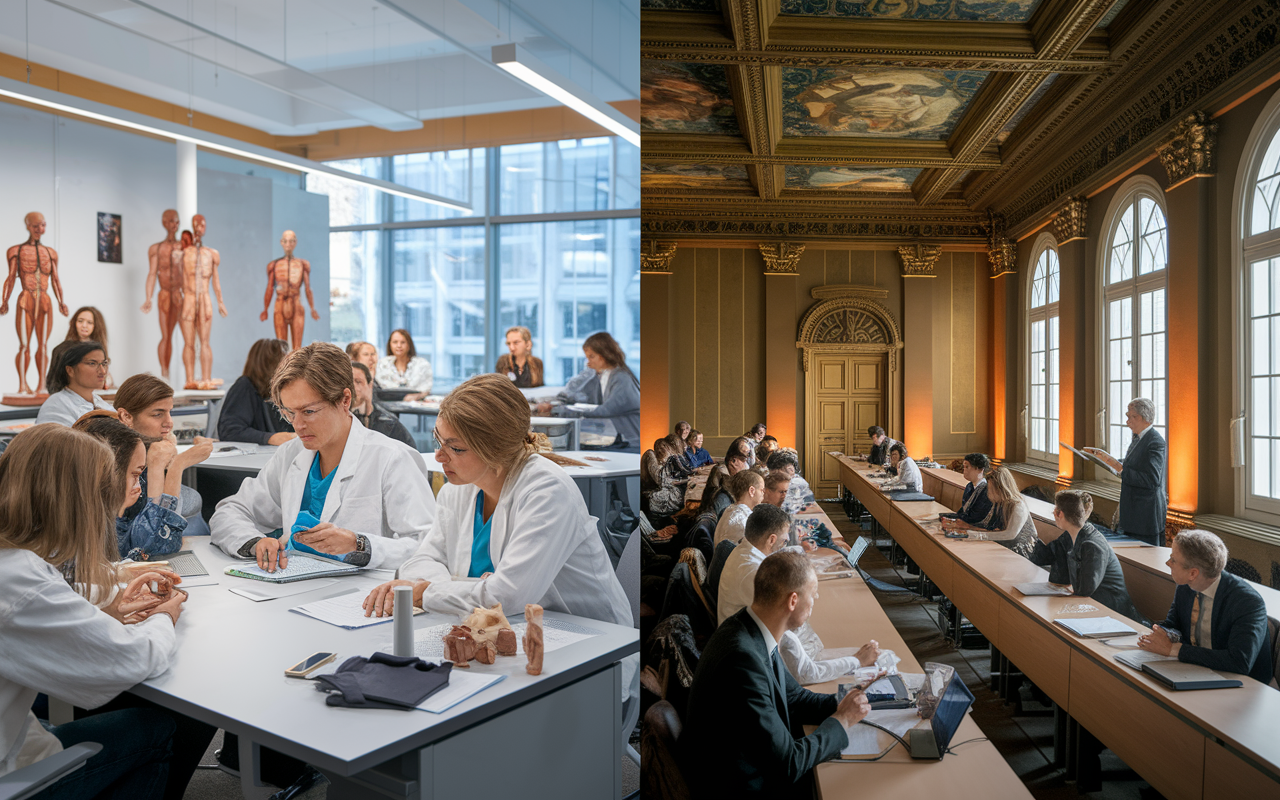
1052,197,1088,243
796,291,904,373
898,243,942,278
640,241,678,274
759,242,805,274
984,211,1017,277
1156,111,1218,189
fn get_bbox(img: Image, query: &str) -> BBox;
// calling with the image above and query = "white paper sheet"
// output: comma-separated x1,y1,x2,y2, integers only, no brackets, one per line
229,579,337,602
840,708,921,758
290,590,424,629
416,671,506,713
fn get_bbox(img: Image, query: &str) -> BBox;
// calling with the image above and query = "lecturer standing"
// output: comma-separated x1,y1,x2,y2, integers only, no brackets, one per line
1085,397,1167,546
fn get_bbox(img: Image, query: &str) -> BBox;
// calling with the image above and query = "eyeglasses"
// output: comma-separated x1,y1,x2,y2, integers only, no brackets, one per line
429,432,468,454
81,359,110,370
277,404,330,424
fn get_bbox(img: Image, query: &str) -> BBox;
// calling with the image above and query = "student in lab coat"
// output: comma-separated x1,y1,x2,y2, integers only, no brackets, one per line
210,342,435,572
0,424,191,799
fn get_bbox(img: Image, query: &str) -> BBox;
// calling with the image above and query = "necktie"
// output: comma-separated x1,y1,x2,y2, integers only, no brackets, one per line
1190,593,1201,647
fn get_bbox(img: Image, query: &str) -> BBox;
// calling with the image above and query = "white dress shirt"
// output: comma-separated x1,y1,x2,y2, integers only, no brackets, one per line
718,539,766,625
34,388,114,426
376,354,433,394
713,502,753,548
881,457,922,493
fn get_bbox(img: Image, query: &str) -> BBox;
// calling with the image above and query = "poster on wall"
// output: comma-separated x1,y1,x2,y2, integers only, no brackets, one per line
97,212,121,263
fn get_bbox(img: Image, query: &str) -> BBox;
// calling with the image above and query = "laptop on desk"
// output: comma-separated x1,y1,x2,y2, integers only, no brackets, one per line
908,674,976,760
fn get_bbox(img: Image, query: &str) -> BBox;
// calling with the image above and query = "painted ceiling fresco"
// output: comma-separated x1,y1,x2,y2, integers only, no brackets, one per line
785,166,922,192
779,0,1043,23
641,61,740,135
782,67,988,139
639,0,718,10
642,163,752,188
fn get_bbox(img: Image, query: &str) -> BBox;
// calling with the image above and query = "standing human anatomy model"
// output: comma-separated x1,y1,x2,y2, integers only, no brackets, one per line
140,209,185,381
1,212,69,395
259,230,319,351
176,214,228,389
524,604,544,675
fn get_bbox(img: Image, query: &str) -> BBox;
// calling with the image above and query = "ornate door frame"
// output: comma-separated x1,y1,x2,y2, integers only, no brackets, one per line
797,285,905,441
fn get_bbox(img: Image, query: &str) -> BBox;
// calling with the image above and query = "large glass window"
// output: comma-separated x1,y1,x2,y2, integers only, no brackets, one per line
1028,242,1060,464
1102,188,1168,462
321,136,639,393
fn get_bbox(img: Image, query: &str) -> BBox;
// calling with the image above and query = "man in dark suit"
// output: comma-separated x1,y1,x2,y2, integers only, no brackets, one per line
1137,530,1273,683
681,550,870,799
940,452,993,526
1087,397,1167,545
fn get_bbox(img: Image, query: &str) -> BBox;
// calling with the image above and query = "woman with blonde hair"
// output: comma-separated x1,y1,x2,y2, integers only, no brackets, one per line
947,466,1037,558
0,424,192,798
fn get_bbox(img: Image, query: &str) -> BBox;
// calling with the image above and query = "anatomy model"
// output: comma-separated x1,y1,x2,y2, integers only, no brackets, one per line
440,604,520,668
260,230,319,351
1,212,69,397
176,214,228,390
524,604,544,676
140,209,185,381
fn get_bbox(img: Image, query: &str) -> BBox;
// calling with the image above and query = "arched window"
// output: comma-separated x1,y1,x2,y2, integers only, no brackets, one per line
1027,236,1060,464
1239,92,1280,515
1100,179,1167,465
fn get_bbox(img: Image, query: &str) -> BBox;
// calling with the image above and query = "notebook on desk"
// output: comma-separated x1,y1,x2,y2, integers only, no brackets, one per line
1053,616,1137,639
225,552,361,584
1140,661,1244,690
1114,650,1177,671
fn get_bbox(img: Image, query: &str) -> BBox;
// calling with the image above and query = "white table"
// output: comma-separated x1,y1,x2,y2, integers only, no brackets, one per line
126,538,637,799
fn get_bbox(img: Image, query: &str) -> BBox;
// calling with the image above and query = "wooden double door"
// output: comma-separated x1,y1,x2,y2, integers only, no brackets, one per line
805,353,886,498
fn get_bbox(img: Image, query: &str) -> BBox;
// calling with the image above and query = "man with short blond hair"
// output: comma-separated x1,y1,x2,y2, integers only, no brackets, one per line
714,470,765,547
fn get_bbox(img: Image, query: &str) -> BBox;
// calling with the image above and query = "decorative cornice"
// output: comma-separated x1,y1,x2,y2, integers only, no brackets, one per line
811,284,890,302
759,243,805,274
897,243,943,278
1052,197,1088,243
642,215,986,243
640,241,678,274
1155,111,1218,190
983,211,1017,277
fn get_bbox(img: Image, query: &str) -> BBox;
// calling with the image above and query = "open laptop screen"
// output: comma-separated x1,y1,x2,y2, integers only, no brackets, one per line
845,535,870,568
929,675,975,753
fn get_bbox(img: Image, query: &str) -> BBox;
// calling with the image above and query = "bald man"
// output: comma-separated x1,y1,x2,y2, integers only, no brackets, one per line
178,214,228,389
2,212,69,394
260,229,319,350
141,209,186,380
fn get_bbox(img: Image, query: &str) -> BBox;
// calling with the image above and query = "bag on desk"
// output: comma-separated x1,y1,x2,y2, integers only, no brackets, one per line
312,653,452,710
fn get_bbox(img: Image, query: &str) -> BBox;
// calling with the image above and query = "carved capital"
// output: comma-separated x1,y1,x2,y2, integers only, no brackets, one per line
1052,197,1088,243
897,243,942,278
640,241,678,274
1156,111,1218,189
984,211,1017,277
759,243,805,275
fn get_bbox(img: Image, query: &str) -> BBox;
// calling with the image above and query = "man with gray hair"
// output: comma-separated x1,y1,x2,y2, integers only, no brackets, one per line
1085,397,1167,545
1137,529,1273,684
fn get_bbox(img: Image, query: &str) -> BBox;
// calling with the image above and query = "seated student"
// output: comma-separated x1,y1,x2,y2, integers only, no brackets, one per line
0,424,193,800
35,341,115,426
642,437,689,523
218,338,297,446
351,361,416,450
682,550,871,800
674,420,691,448
114,373,213,528
700,450,749,522
345,341,381,388
53,306,114,388
1031,490,1140,620
714,470,765,548
1137,529,1274,684
211,342,435,571
948,467,1037,558
742,423,767,465
74,414,188,562
765,449,808,491
879,443,922,493
377,328,433,397
684,428,713,469
940,452,993,526
495,325,544,388
362,374,631,627
756,438,779,468
663,433,695,476
536,331,640,452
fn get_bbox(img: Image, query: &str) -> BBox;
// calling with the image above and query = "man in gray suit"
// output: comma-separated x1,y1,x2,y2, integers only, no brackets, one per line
1087,397,1167,545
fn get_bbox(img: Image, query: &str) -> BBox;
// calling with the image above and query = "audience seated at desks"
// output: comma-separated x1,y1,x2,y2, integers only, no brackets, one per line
536,331,640,452
377,328,433,398
714,471,765,548
52,306,114,388
700,440,753,520
765,449,813,508
681,551,871,800
350,360,416,450
755,437,779,468
211,342,435,572
1031,490,1141,620
642,437,690,523
946,467,1038,558
0,425,205,800
741,423,767,465
674,420,690,448
856,425,898,468
684,427,713,469
35,341,115,426
878,442,922,493
1137,529,1275,685
218,338,297,446
939,452,993,526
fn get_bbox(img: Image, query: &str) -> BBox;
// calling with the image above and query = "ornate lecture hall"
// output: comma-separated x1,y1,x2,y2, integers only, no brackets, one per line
637,1,1280,799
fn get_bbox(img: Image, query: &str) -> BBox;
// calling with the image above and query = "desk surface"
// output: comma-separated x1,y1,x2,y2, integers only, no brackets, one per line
134,538,638,777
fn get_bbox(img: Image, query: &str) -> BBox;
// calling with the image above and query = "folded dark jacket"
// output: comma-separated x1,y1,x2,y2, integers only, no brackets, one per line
313,652,452,710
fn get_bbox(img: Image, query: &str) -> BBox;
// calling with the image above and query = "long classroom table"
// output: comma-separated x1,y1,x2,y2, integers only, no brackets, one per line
835,453,1280,800
795,503,1032,798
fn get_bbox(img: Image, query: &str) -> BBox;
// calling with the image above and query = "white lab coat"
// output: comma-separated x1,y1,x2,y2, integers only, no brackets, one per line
0,549,176,777
398,454,631,626
210,418,435,570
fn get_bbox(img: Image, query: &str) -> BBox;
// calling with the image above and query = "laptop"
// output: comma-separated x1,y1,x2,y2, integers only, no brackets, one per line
908,674,976,759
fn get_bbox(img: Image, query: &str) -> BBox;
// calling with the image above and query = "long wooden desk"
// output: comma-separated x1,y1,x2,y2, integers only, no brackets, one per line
836,454,1280,800
795,503,1032,797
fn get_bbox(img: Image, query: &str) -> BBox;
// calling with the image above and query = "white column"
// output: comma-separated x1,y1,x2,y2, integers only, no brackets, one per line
176,141,198,226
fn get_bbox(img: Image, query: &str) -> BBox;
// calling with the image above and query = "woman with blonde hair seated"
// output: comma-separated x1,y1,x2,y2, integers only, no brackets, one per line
947,466,1037,558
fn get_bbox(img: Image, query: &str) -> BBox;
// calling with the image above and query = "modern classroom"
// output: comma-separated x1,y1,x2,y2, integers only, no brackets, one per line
638,1,1280,799
0,2,642,800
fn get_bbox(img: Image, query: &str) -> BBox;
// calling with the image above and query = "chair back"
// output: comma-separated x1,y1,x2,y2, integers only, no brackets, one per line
0,742,102,800
1268,616,1280,688
1224,557,1263,585
616,526,642,628
640,701,691,800
660,563,715,642
684,514,716,563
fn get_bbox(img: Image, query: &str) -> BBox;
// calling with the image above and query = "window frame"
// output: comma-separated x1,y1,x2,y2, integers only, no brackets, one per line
1026,232,1061,468
1095,174,1169,485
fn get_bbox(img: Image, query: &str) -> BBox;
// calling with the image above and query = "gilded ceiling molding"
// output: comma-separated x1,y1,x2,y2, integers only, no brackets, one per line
795,288,904,373
1052,197,1088,243
639,50,1114,73
898,243,943,278
641,216,986,242
759,243,805,275
983,211,1017,277
640,241,678,274
1155,111,1218,190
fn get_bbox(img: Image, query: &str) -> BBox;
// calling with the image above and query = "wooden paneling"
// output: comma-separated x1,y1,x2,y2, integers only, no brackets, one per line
998,605,1071,706
808,353,883,497
950,566,1002,646
1203,740,1280,800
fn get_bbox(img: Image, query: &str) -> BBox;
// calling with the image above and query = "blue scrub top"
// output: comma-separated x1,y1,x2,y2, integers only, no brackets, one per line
469,490,496,578
301,453,338,521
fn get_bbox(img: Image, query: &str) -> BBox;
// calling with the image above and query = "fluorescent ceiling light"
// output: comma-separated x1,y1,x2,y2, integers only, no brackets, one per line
0,77,470,212
492,44,639,148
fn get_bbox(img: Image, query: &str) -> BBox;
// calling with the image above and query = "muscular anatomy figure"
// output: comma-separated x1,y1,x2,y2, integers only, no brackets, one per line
2,213,69,394
141,209,185,380
177,214,228,389
259,230,319,350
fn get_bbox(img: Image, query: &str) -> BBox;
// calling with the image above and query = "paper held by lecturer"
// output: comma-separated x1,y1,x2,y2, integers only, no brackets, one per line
1060,442,1120,477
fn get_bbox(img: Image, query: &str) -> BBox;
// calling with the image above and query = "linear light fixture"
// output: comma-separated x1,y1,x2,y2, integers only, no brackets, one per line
492,44,639,148
0,76,471,212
